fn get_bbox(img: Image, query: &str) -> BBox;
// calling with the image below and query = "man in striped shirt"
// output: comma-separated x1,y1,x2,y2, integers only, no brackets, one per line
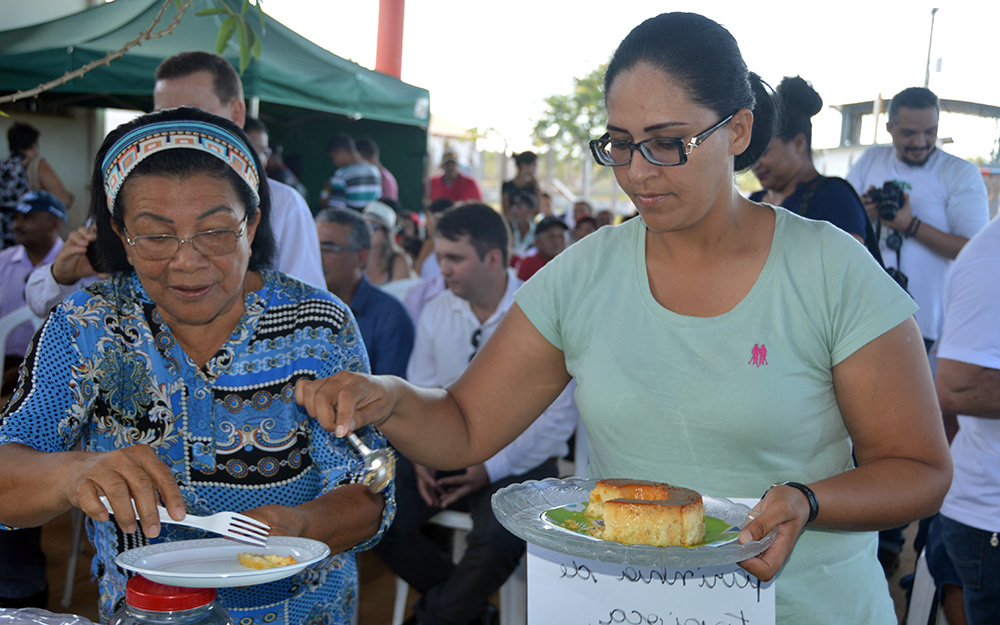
320,133,382,211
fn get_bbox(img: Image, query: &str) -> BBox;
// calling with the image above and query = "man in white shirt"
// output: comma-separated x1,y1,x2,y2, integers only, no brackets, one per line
847,87,990,575
24,52,325,314
931,216,1000,625
374,203,577,625
243,116,325,289
847,87,989,351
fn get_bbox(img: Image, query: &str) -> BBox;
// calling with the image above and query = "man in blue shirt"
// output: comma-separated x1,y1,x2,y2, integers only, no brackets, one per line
315,208,414,376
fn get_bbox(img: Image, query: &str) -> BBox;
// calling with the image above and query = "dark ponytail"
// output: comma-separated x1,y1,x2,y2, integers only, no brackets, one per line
605,12,777,171
736,72,778,171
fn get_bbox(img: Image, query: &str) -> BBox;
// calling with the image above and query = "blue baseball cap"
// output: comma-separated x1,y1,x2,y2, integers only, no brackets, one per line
15,190,67,221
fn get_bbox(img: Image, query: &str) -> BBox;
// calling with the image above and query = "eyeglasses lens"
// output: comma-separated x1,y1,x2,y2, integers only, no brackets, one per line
321,244,359,254
134,231,240,260
644,140,684,165
593,137,683,166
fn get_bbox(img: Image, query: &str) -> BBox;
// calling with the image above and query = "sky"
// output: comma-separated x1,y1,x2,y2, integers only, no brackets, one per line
271,1,999,159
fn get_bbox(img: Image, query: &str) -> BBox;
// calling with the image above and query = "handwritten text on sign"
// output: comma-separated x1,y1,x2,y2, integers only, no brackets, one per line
527,543,775,625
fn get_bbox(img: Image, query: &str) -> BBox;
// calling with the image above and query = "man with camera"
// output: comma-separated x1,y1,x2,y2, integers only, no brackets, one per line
848,87,988,353
847,86,990,577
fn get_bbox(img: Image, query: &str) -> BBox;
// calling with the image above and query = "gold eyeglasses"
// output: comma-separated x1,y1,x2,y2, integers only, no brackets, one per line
123,215,248,261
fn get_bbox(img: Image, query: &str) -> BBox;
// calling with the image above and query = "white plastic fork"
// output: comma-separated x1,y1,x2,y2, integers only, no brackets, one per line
99,496,270,547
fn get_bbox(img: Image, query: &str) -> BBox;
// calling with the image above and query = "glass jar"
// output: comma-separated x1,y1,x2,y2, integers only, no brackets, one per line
109,576,235,625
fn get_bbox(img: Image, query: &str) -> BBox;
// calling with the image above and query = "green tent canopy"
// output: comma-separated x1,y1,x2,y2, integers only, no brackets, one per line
0,0,430,210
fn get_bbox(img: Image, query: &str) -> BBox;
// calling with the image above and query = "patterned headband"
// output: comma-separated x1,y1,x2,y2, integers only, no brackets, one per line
100,120,261,212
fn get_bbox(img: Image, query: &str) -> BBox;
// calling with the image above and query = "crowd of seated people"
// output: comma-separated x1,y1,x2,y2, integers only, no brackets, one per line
0,50,618,624
6,32,984,625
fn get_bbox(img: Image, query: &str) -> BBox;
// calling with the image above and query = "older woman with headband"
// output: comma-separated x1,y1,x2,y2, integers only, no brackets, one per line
0,107,393,625
297,13,951,624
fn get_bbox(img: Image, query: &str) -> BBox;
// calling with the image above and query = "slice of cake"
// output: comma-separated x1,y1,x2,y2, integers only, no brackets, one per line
585,478,705,547
237,552,299,569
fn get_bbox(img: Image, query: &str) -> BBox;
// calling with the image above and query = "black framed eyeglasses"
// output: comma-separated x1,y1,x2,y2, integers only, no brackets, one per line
589,114,735,167
123,215,248,261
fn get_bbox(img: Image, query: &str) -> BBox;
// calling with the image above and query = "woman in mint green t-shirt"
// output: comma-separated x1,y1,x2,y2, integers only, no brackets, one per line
297,12,952,625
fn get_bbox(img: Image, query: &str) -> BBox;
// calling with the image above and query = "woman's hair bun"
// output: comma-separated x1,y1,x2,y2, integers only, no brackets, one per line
777,76,823,119
513,150,537,164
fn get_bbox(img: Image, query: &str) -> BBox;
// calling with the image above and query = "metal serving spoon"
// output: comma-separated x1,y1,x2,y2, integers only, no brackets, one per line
346,432,395,493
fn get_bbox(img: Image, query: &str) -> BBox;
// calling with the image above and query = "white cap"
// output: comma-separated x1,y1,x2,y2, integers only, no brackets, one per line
363,200,397,231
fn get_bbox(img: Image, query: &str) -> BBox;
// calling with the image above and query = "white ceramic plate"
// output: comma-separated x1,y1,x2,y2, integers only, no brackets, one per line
491,477,776,568
116,537,330,588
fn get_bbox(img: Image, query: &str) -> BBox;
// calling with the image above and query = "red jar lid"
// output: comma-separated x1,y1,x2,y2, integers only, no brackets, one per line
126,575,217,611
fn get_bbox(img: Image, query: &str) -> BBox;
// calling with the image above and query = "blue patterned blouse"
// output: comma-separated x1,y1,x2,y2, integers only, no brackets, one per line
0,270,395,625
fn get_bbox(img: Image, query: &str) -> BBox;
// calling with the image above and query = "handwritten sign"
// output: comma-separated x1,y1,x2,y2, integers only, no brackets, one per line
526,543,775,625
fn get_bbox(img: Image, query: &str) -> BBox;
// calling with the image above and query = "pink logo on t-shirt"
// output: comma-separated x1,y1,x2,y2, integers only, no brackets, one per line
748,343,768,367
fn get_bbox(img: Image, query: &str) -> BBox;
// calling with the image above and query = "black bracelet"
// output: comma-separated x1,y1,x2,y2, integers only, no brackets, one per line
767,481,819,524
905,217,921,238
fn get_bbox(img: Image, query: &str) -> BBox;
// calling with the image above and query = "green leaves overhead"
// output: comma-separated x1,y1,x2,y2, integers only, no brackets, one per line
215,16,237,56
197,0,266,73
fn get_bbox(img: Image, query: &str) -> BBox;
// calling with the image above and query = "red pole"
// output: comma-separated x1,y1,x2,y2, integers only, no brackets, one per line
375,0,405,78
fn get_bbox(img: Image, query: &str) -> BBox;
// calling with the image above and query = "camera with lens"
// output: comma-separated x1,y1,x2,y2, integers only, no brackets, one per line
885,267,908,292
867,181,906,221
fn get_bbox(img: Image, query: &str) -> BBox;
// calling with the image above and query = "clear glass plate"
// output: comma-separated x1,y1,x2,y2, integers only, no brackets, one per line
116,537,331,588
491,477,776,567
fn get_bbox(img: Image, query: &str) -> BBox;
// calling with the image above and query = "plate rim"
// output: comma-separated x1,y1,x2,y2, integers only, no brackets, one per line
491,476,776,567
115,536,331,584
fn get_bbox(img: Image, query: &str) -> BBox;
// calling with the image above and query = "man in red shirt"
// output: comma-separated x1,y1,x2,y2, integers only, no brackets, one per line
515,216,568,280
428,150,483,203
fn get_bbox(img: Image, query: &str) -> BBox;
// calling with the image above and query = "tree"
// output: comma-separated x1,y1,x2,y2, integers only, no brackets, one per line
532,63,607,159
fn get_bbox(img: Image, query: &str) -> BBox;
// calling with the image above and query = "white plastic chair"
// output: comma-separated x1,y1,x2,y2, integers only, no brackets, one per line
390,510,477,625
60,507,86,607
378,277,422,303
905,548,950,625
390,422,588,625
0,305,44,374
